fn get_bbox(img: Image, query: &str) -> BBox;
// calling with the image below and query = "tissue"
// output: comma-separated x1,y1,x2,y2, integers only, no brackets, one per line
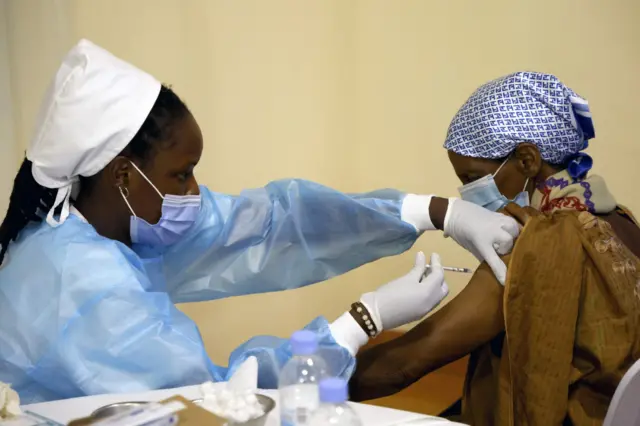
0,382,21,419
199,357,265,423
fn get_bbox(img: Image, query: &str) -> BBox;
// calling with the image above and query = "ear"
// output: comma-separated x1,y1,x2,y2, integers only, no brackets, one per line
514,143,542,178
106,156,132,190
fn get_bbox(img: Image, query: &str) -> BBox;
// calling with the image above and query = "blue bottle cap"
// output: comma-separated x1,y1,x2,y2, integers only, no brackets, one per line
319,378,348,404
290,330,318,355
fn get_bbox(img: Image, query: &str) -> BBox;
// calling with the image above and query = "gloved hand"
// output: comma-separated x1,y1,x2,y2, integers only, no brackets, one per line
361,252,449,331
444,198,520,284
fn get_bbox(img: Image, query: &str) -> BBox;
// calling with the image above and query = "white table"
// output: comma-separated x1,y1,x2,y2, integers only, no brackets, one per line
22,384,465,425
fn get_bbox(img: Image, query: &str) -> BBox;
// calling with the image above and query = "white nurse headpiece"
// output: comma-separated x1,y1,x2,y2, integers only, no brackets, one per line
27,39,161,226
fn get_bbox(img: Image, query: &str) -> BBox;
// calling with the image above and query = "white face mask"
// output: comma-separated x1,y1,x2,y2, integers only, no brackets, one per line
458,158,530,212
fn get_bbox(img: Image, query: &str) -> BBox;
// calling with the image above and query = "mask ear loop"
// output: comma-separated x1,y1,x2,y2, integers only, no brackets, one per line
119,186,137,218
495,153,530,191
495,154,531,202
493,156,511,177
522,178,531,204
128,161,164,200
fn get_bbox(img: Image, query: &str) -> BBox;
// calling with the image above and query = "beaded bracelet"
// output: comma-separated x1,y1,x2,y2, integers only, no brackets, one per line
349,301,379,337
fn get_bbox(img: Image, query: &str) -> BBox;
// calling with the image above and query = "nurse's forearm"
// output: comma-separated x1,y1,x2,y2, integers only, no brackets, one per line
330,296,384,356
428,196,448,231
400,195,448,232
166,184,453,303
329,312,370,356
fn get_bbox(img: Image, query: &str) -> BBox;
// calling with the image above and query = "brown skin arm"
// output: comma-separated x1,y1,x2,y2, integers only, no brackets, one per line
429,197,449,230
349,259,506,401
350,203,536,402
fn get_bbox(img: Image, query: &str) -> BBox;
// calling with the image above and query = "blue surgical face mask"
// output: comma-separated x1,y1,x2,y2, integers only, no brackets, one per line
458,158,530,212
120,162,201,247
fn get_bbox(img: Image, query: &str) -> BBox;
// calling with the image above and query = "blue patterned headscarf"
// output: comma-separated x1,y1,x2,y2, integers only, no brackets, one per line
444,71,595,179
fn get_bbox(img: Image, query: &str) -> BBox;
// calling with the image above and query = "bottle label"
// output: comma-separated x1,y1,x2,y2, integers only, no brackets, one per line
280,384,319,426
281,407,314,426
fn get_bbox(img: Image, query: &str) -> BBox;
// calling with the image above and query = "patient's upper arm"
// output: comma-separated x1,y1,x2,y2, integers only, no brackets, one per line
350,256,507,401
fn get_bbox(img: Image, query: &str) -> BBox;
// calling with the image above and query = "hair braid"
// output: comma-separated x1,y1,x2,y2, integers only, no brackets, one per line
0,159,56,264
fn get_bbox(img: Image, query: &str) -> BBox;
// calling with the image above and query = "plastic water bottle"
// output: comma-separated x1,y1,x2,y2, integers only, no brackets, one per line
279,330,328,426
309,378,362,426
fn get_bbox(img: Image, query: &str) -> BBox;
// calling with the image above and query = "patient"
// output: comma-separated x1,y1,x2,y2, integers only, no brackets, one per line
349,72,640,425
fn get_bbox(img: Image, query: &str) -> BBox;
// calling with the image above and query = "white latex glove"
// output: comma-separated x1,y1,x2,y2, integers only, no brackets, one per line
444,198,519,284
361,252,449,331
329,252,447,355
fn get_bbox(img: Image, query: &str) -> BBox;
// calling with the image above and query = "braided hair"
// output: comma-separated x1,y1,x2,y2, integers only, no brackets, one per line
0,85,189,265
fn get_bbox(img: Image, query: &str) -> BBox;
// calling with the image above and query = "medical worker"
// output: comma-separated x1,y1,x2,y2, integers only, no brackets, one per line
0,40,518,403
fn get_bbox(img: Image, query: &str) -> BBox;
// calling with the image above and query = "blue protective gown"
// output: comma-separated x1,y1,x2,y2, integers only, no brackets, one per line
0,180,417,403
